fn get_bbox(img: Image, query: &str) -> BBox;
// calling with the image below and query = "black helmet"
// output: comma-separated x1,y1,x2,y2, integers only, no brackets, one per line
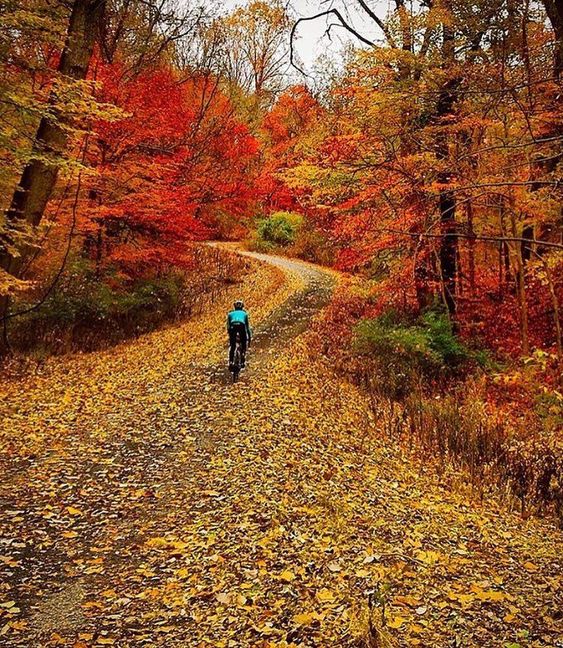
234,300,244,309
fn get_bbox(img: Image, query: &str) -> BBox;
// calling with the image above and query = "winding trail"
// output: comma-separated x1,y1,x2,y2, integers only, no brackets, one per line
207,251,335,384
0,251,561,648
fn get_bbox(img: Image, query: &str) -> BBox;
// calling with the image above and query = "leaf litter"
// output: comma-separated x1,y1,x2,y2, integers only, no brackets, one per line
0,253,561,647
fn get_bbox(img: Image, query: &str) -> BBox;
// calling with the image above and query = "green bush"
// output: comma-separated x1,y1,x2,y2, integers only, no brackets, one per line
13,259,186,352
353,309,484,400
419,310,473,369
256,211,303,247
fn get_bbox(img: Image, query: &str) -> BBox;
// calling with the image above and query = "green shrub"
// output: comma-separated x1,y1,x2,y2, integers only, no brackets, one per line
12,259,186,352
419,310,472,369
247,232,276,253
256,211,303,247
353,309,485,400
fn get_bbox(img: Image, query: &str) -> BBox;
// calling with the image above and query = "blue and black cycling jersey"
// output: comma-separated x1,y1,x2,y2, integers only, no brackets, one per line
227,308,251,342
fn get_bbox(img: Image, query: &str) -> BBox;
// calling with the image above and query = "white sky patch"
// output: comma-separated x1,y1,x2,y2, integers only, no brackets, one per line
219,0,392,79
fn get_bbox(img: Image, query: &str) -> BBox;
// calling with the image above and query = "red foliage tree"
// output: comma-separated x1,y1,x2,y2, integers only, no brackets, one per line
82,62,259,275
259,85,322,213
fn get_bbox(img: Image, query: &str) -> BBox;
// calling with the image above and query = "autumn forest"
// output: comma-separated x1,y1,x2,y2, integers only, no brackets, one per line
0,0,562,646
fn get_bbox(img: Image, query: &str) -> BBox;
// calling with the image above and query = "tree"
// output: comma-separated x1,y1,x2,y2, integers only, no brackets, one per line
204,0,292,119
259,84,322,212
541,0,563,78
1,0,105,281
81,62,259,274
279,0,562,356
0,0,208,287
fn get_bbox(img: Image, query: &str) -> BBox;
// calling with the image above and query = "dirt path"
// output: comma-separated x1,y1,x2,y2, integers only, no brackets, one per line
207,251,335,384
0,251,561,648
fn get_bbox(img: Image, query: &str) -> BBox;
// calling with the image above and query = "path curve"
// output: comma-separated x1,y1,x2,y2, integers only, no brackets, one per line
0,248,340,647
208,249,335,383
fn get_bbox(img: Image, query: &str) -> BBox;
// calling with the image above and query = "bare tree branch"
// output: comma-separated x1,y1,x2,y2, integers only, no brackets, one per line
355,0,397,47
375,227,563,250
290,9,375,75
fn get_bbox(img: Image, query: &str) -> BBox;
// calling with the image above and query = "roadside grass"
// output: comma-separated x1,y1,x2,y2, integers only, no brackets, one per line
5,245,250,356
309,281,563,525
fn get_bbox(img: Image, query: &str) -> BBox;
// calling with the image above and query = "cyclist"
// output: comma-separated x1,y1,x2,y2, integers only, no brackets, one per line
227,300,251,369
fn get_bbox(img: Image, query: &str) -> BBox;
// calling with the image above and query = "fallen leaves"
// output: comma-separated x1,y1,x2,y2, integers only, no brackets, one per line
316,588,336,604
387,615,407,629
393,595,421,608
0,257,561,647
279,570,296,582
61,531,79,539
415,550,442,565
446,586,507,606
292,611,322,626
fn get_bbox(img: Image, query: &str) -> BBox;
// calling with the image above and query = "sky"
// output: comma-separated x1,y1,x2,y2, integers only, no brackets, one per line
220,0,392,77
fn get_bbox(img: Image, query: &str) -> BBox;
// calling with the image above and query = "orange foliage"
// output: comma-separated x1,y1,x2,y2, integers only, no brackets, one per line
82,62,260,274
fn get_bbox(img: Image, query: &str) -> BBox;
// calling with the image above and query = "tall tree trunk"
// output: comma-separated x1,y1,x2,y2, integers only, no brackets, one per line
509,205,530,356
466,201,476,294
514,247,530,356
521,224,534,262
533,250,563,368
438,188,457,315
541,0,563,79
498,200,506,294
395,0,413,79
1,0,105,278
436,11,459,317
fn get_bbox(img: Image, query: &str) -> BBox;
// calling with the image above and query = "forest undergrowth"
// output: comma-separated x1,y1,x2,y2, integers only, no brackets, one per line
3,246,251,358
308,278,563,528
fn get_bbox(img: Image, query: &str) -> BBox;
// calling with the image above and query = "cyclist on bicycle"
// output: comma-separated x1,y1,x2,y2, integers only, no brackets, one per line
227,300,251,368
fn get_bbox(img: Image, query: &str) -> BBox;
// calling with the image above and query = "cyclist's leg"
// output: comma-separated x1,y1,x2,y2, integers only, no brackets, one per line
239,327,247,366
228,328,237,364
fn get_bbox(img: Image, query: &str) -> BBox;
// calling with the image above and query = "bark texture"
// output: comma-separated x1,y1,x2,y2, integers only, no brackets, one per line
1,0,105,277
